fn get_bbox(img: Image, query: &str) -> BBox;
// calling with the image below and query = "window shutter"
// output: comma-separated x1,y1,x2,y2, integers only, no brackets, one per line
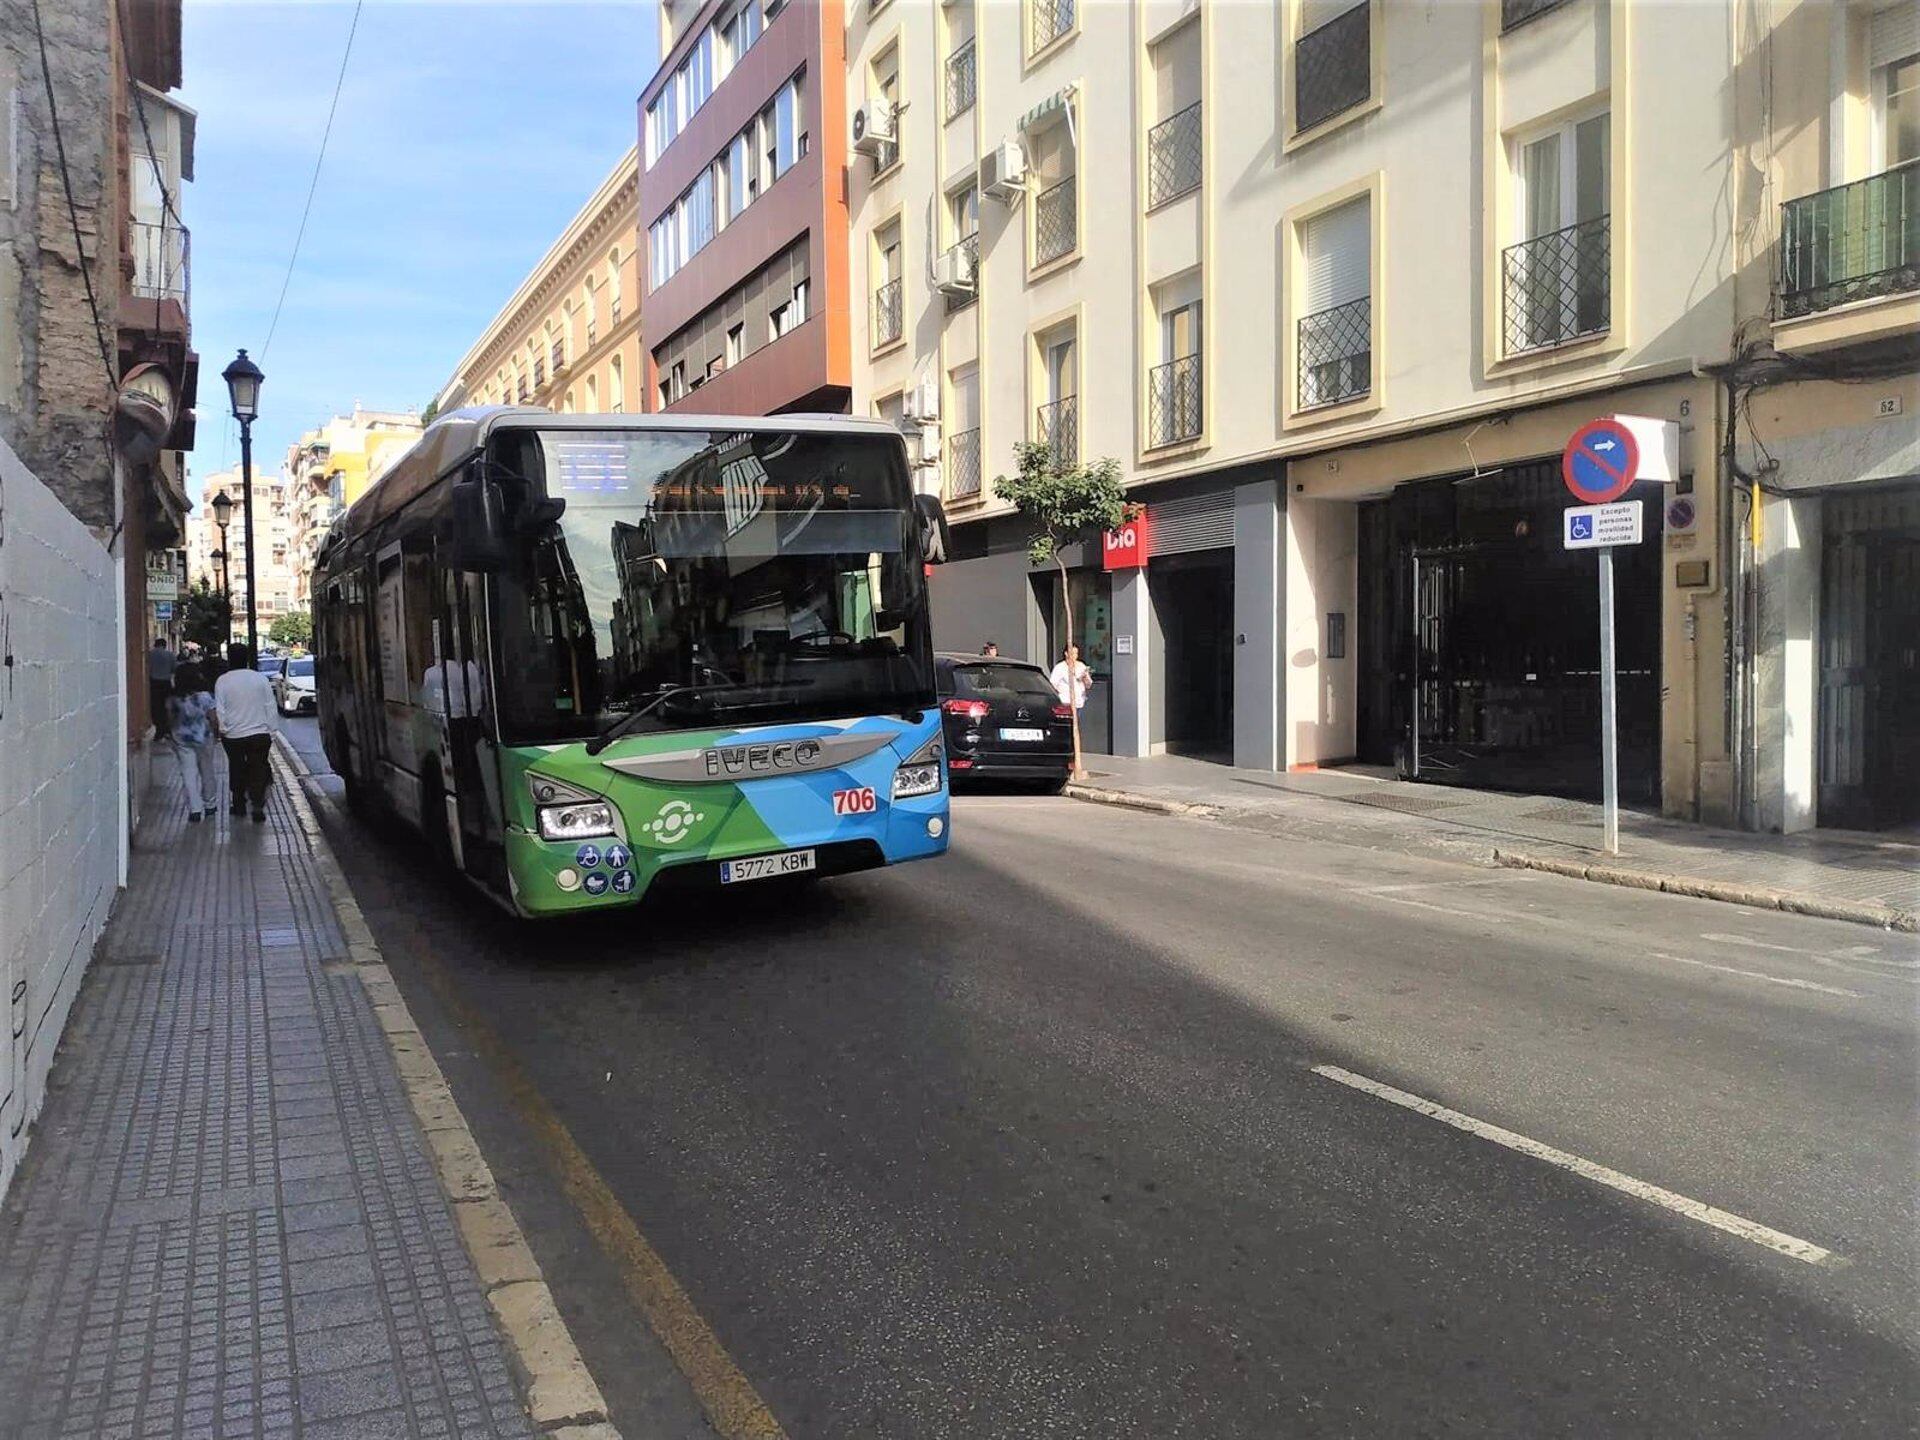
1871,1,1918,70
1301,195,1370,314
1150,489,1235,555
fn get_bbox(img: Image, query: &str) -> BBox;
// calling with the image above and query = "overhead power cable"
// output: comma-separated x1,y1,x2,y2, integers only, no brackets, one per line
261,0,365,361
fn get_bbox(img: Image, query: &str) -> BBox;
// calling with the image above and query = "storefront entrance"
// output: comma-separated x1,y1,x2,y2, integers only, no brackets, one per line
1818,481,1920,831
1152,550,1234,760
1356,460,1661,803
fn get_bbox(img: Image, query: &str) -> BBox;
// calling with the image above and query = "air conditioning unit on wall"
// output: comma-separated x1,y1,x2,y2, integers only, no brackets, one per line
907,375,940,422
981,141,1026,202
933,244,976,297
852,99,897,157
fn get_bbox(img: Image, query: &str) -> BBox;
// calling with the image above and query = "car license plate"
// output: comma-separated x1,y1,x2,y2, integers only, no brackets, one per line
999,727,1046,742
719,849,817,884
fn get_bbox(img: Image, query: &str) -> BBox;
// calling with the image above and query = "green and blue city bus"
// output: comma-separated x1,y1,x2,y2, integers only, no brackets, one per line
313,409,952,917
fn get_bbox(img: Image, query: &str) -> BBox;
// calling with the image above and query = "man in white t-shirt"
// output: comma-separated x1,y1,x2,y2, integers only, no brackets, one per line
1049,644,1093,710
212,644,280,821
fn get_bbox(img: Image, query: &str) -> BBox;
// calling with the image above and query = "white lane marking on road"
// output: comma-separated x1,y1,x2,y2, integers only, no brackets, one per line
1702,931,1918,971
1310,1064,1838,1267
1648,952,1864,998
1358,878,1517,895
1358,891,1503,921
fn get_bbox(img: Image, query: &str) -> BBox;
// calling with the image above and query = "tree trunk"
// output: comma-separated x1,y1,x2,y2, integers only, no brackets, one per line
1058,554,1085,782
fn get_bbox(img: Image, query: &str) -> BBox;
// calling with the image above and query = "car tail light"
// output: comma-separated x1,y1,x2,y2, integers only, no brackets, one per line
943,699,990,721
1051,704,1072,720
949,758,974,769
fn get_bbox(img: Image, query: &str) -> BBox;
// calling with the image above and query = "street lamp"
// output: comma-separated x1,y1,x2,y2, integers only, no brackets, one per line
209,488,233,641
221,349,265,662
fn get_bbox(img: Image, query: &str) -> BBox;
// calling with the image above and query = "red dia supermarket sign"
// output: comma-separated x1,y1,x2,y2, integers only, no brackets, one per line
1103,514,1150,570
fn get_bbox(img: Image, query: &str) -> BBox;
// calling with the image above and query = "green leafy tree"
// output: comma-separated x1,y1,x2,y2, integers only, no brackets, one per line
269,611,313,650
992,441,1135,781
420,396,440,426
180,580,231,658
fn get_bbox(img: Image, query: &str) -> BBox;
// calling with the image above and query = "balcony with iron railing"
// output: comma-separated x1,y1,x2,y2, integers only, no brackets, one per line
1778,160,1920,320
872,277,904,349
1501,215,1610,353
1032,0,1074,52
551,341,566,373
533,357,546,387
1035,178,1077,266
1297,294,1371,409
128,219,190,324
1148,355,1202,447
947,428,982,501
1036,395,1078,465
1148,102,1202,209
946,38,976,121
1294,2,1369,135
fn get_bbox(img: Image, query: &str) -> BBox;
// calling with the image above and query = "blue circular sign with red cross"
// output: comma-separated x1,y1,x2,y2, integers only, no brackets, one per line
1562,419,1641,504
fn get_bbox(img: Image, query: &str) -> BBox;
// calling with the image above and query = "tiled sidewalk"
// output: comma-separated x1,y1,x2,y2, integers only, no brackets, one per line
1070,753,1920,930
0,752,534,1439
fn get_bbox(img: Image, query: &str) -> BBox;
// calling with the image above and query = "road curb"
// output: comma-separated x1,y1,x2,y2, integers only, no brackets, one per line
1064,783,1216,819
1492,848,1918,932
272,732,623,1437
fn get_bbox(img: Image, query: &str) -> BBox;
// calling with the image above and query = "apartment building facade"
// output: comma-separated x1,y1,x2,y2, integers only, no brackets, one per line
847,0,1916,832
638,0,853,414
283,406,423,609
439,146,643,419
190,466,297,637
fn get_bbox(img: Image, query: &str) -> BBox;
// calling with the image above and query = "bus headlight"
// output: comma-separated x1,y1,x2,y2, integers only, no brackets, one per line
892,734,944,799
538,801,616,841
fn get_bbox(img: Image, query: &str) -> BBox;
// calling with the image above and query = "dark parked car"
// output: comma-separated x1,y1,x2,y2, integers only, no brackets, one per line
935,653,1073,791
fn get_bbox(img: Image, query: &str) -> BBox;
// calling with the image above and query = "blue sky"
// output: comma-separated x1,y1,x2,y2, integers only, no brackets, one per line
180,1,656,500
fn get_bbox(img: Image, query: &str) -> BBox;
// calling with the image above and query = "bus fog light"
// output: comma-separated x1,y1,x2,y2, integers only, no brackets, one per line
538,801,616,841
927,817,944,839
892,762,941,799
555,868,581,892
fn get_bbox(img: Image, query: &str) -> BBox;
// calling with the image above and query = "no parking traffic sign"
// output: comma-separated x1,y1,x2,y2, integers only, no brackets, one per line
1562,418,1641,504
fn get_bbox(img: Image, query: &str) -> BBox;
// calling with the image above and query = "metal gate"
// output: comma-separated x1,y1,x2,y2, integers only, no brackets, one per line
1818,482,1920,830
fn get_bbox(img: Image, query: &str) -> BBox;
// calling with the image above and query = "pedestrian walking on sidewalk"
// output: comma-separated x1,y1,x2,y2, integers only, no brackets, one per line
213,642,279,823
1049,643,1093,710
167,664,219,823
148,637,178,739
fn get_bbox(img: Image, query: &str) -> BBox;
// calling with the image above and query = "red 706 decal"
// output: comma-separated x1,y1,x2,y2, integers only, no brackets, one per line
832,787,878,815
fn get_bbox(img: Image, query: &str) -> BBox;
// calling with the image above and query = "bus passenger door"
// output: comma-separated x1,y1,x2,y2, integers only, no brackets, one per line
441,565,507,888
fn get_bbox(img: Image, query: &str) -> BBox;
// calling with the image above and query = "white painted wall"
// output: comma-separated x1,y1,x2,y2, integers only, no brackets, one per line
1282,496,1358,768
0,435,121,1198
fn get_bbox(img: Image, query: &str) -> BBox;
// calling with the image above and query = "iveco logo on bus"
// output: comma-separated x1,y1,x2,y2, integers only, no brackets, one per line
702,739,824,777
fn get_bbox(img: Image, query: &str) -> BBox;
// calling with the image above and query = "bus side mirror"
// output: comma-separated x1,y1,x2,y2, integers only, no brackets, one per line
914,494,950,565
448,477,510,572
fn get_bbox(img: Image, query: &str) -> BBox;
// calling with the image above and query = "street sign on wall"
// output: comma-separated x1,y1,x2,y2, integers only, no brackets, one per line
1563,501,1644,550
1102,515,1150,570
1562,419,1641,504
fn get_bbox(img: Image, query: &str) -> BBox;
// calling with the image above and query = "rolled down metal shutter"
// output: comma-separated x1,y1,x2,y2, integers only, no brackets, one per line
1149,487,1234,555
1871,1,1917,70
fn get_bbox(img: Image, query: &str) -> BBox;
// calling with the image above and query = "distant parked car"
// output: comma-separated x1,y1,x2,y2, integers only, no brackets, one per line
272,655,316,715
935,653,1073,792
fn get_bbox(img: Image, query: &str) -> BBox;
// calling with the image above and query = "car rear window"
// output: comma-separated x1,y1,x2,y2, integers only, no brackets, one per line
287,659,315,677
950,664,1056,704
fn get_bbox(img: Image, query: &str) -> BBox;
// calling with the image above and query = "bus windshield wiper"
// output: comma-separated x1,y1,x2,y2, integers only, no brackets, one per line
582,681,797,755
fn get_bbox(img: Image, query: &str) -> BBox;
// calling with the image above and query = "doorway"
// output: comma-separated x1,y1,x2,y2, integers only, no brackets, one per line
1818,482,1920,830
1152,550,1234,760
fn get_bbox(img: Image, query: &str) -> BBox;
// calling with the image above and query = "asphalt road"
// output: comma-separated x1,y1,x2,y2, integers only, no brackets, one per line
281,718,1920,1438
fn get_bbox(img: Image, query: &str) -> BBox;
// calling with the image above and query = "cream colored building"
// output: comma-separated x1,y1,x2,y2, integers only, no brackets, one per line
847,0,1918,832
439,147,644,418
284,407,424,609
189,467,297,638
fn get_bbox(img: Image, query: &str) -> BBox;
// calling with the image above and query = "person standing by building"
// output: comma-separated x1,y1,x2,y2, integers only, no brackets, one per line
1050,643,1092,711
212,643,279,822
980,641,999,658
148,637,178,739
166,664,218,824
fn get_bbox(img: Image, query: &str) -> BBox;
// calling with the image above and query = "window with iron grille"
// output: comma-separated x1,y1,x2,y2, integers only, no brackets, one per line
1297,295,1370,408
1148,102,1202,208
533,357,545,387
1031,0,1074,53
1502,216,1610,351
872,277,904,348
1035,177,1077,265
1501,0,1569,31
1036,395,1078,465
1148,355,1202,447
947,428,982,500
551,340,565,372
946,38,976,121
1778,161,1920,318
1294,2,1369,135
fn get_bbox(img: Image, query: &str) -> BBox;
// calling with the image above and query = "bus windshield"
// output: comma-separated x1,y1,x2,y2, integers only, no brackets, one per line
490,427,936,744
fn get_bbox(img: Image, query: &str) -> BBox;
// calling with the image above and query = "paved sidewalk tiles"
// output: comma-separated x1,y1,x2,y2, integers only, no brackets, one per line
0,753,535,1440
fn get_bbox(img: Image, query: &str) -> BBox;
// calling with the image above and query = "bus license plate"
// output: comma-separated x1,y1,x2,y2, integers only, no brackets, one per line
999,727,1046,742
720,850,817,885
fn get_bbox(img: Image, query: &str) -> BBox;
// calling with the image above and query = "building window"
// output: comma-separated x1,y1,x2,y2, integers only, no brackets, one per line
1150,280,1203,445
1873,16,1919,170
1501,0,1569,31
609,356,625,411
727,323,744,366
869,45,901,173
609,250,623,322
942,186,980,310
872,222,904,348
1297,194,1371,406
586,278,599,344
1148,17,1202,207
1031,0,1074,55
1029,114,1078,266
1503,111,1609,353
946,37,976,121
1037,326,1078,464
1294,0,1370,135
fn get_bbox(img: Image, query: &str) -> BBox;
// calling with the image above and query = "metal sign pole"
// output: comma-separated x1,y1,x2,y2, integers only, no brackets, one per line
1598,545,1619,855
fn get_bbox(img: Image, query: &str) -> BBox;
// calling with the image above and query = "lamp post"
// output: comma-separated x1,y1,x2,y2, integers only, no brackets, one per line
221,350,265,662
210,489,233,634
